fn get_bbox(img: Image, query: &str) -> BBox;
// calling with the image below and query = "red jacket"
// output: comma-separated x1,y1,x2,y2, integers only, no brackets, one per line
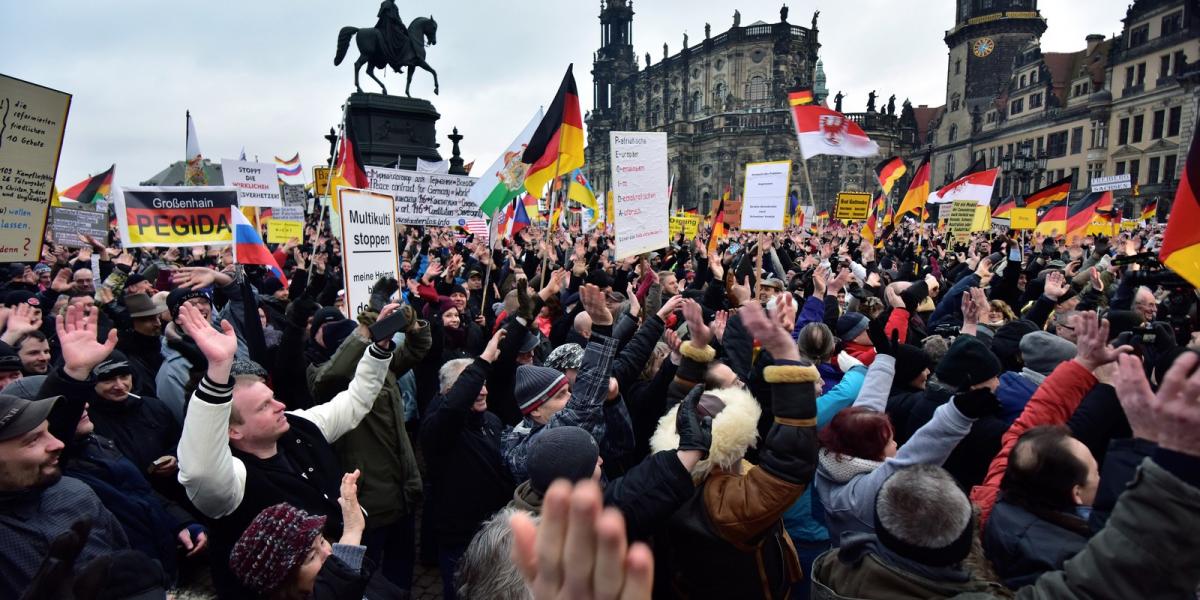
970,359,1096,524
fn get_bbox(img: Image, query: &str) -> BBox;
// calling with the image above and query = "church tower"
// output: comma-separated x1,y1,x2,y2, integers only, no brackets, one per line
593,0,636,116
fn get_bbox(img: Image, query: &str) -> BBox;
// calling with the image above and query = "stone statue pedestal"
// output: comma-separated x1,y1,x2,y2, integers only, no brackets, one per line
345,93,442,169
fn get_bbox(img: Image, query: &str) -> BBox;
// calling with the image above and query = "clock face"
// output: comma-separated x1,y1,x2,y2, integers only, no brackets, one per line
973,38,995,58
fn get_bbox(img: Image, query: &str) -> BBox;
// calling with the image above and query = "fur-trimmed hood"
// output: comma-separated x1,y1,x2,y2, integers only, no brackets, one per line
650,386,761,483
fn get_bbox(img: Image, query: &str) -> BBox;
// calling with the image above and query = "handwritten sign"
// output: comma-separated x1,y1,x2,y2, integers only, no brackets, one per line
48,206,108,248
611,131,669,259
0,75,71,261
267,219,304,243
365,166,480,227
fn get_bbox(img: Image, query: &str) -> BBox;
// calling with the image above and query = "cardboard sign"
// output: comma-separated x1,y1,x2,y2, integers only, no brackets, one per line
0,75,71,261
834,192,871,221
947,200,978,242
338,187,399,317
740,160,792,232
313,167,331,197
669,213,700,239
47,206,108,248
117,186,238,247
611,131,669,259
267,219,304,244
723,198,743,228
220,159,282,207
365,166,480,227
1008,207,1037,230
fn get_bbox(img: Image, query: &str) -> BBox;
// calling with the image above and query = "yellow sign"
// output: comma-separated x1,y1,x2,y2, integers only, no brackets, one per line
267,219,304,244
313,166,331,197
1008,208,1037,230
834,192,872,221
1122,220,1139,230
669,213,701,239
947,200,978,242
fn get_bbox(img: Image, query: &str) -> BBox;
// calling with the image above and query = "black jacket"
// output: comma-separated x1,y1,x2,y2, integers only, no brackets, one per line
86,391,180,475
889,383,1006,489
982,499,1089,589
420,358,515,547
115,329,164,398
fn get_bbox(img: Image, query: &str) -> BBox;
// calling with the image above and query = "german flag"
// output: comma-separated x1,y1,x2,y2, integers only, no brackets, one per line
861,194,885,244
522,65,585,199
1066,191,1110,240
788,88,814,106
1160,131,1200,287
895,155,930,220
1034,200,1068,236
1023,175,1071,210
708,196,727,255
817,210,830,220
61,165,115,204
1141,199,1158,221
330,118,368,210
992,195,1017,218
874,157,906,196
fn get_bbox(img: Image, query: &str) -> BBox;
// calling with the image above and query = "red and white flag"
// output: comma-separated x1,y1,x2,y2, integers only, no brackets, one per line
461,217,490,244
790,105,880,159
929,168,1000,205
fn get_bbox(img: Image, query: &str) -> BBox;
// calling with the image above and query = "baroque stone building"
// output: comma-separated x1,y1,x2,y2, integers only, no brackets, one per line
584,1,916,213
923,0,1199,214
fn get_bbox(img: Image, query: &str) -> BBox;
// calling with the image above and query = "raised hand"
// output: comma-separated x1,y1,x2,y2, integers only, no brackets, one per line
1043,270,1069,300
827,268,852,295
739,300,800,361
626,282,641,317
663,328,683,364
481,328,507,363
812,265,829,297
772,293,797,333
1089,266,1104,292
1072,311,1132,372
50,267,72,293
178,302,238,379
710,309,729,343
581,284,613,326
1134,351,1200,457
172,266,231,290
681,299,711,349
338,470,365,546
656,294,684,322
2,302,40,342
57,303,118,381
676,385,713,457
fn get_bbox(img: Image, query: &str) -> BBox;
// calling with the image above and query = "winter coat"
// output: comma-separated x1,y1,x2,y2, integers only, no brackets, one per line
982,500,1089,589
308,324,430,530
996,371,1038,424
420,358,515,548
86,391,180,475
813,457,1200,600
115,328,164,398
308,544,407,600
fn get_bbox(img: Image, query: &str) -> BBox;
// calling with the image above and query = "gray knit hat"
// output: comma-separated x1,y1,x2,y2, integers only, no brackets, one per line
231,359,270,380
515,365,568,415
836,312,870,342
1019,331,1076,376
527,426,599,492
545,343,584,372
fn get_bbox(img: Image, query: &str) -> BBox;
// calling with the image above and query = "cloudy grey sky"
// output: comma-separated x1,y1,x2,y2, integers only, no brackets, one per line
1,1,1129,189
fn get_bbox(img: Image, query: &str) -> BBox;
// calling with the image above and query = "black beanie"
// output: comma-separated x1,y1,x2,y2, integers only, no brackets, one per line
320,320,358,353
991,319,1039,372
935,335,1002,390
893,344,931,389
527,426,599,493
259,277,284,296
309,307,347,339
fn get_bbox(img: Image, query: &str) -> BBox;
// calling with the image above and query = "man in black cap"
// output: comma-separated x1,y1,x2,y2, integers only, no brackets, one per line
115,293,168,398
123,273,154,297
0,343,23,390
88,350,182,483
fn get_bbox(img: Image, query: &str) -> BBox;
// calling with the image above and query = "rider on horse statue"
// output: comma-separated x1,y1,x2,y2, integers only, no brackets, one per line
334,0,439,96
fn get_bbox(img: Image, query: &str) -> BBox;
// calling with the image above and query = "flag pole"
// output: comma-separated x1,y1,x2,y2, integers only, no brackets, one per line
800,158,818,208
310,103,348,279
539,142,568,285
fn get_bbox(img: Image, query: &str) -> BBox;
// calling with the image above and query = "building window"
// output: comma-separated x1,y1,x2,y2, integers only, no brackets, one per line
1148,157,1161,185
1136,63,1146,86
1161,54,1173,79
691,91,701,113
1010,98,1024,114
1175,51,1188,76
1164,155,1178,183
1019,74,1027,87
1030,70,1038,84
951,93,961,112
1132,114,1144,143
1029,93,1043,108
747,76,768,101
1118,118,1129,145
1116,161,1126,175
989,147,997,166
1130,159,1141,183
1152,110,1165,139
945,154,956,182
1161,11,1183,36
1091,120,1108,149
1070,167,1079,188
1036,136,1044,155
955,60,961,75
948,124,958,142
1128,24,1149,48
1125,66,1135,89
1088,162,1105,185
1168,106,1182,137
1047,131,1068,158
1070,126,1083,154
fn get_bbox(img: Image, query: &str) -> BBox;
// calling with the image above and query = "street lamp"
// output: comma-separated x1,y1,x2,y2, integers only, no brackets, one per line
1003,141,1047,198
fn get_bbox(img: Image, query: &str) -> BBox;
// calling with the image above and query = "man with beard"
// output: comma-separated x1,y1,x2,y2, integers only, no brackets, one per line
115,293,168,398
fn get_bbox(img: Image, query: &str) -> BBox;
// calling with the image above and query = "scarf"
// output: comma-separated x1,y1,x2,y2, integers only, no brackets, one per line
819,448,884,484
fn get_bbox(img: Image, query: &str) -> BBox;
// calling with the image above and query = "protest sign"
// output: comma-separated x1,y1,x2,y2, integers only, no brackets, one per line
937,203,955,222
313,166,331,197
740,160,791,231
834,192,871,221
365,166,480,226
117,186,238,247
669,213,700,239
338,188,399,317
1008,207,1036,230
220,159,282,207
47,206,108,248
948,200,978,242
267,220,304,243
281,183,307,208
610,131,669,259
723,198,743,228
0,75,71,261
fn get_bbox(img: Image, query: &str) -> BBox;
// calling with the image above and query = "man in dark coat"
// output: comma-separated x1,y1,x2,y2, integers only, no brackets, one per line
113,293,168,398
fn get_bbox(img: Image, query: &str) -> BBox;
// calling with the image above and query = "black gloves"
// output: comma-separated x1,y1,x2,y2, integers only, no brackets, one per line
953,387,1000,419
676,385,713,458
899,279,929,313
286,296,320,328
368,277,400,312
866,318,900,357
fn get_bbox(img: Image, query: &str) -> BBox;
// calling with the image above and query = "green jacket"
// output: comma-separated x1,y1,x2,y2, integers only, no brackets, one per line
307,323,431,529
811,458,1200,599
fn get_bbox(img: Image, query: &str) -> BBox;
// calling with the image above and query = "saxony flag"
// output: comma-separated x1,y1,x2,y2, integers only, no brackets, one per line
468,109,543,218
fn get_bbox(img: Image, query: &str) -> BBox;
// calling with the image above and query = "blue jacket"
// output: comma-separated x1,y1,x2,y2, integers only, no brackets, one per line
996,371,1038,424
983,500,1089,589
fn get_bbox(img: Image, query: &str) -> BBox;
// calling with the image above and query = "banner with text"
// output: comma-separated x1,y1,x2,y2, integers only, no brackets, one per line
48,206,108,248
948,200,978,242
365,166,480,226
669,213,700,239
611,131,669,259
740,160,792,231
221,159,282,207
0,74,71,261
117,186,238,247
339,188,399,317
834,192,871,221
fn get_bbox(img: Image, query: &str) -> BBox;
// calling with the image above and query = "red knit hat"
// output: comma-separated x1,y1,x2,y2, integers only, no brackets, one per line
229,503,327,593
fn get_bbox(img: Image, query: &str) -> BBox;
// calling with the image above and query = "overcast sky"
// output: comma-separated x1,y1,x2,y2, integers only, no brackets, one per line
1,1,1130,189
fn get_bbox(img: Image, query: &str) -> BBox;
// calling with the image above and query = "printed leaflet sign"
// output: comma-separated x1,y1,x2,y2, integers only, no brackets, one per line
611,131,668,259
117,186,238,247
365,166,480,226
48,206,108,248
740,160,791,231
834,192,871,221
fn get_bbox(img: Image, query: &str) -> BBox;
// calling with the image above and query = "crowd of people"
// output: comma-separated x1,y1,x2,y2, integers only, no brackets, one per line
2,212,1199,600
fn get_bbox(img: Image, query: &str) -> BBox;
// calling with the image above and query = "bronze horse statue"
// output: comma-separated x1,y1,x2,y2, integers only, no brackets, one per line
334,15,439,97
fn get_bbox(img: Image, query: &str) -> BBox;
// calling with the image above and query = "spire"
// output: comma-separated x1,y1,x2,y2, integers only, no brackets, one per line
814,57,827,102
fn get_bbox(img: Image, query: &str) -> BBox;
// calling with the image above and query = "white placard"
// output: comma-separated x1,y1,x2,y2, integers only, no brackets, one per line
611,131,669,259
1090,173,1132,192
272,206,305,222
220,159,283,207
365,166,481,226
740,160,792,232
338,188,399,318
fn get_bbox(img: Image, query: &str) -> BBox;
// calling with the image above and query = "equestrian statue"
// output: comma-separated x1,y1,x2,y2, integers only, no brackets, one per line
333,0,439,97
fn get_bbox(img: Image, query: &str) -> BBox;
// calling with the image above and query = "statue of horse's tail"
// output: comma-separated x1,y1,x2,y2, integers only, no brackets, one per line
334,27,357,65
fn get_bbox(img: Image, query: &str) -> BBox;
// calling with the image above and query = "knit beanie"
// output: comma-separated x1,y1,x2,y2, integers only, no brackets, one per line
874,466,974,567
229,503,327,594
545,343,584,372
835,312,869,342
259,276,284,296
893,344,931,388
1019,331,1076,376
934,335,1002,390
527,426,599,493
231,358,270,380
320,320,358,353
309,307,347,339
991,319,1039,371
515,364,568,415
166,287,211,320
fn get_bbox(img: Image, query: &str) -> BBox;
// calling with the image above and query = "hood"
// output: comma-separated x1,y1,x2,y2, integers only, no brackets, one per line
510,480,544,514
650,386,761,483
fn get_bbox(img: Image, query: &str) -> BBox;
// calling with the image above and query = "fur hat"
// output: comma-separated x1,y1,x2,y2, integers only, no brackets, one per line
650,386,761,483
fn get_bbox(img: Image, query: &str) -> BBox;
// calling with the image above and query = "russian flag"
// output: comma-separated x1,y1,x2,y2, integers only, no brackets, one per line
231,209,288,287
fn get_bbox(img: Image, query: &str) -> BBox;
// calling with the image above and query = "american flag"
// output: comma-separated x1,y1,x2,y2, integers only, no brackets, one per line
460,217,490,244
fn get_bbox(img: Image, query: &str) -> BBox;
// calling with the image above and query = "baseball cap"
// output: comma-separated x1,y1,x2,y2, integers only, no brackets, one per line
0,394,60,441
